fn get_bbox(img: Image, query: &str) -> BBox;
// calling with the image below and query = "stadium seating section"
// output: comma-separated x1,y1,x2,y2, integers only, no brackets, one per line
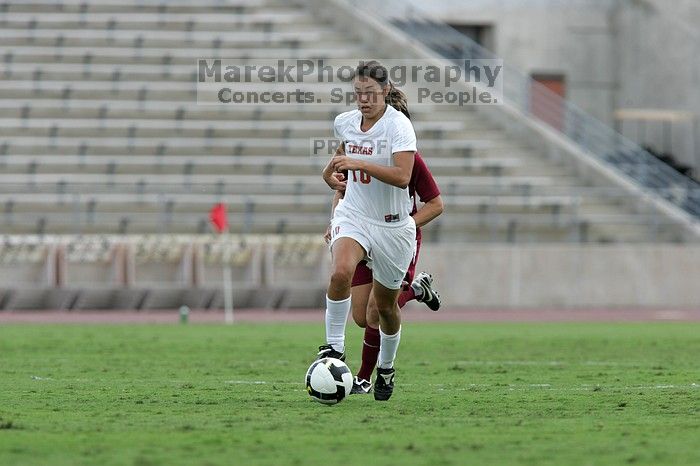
0,0,691,244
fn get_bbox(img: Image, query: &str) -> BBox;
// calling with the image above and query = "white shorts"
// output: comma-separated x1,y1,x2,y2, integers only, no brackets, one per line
329,214,416,290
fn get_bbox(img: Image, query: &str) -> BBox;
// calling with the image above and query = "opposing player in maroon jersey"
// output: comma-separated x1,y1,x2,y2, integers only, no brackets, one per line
325,151,443,394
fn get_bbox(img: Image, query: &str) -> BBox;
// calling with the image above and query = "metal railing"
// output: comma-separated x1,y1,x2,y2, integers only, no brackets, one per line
343,0,700,221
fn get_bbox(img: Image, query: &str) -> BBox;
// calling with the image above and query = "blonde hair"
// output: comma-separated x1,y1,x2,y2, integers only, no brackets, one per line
353,60,411,119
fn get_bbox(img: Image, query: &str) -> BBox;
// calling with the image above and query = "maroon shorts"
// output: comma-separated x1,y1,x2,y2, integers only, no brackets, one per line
351,237,421,287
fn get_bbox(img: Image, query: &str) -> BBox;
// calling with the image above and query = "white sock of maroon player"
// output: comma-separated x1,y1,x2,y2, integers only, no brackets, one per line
377,326,401,369
410,281,424,299
325,295,351,353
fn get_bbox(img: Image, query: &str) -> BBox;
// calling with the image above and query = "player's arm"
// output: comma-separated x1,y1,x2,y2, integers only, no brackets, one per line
322,143,347,191
324,188,345,244
412,195,443,228
329,179,345,214
331,151,414,189
331,118,416,189
411,153,443,227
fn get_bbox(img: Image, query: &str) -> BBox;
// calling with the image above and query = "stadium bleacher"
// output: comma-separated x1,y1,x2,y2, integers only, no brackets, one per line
0,0,697,309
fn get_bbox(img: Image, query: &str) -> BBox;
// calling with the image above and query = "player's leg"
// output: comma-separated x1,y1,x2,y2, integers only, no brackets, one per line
348,261,378,394
319,235,366,360
397,237,420,308
367,219,416,401
369,282,401,401
410,271,442,311
350,262,373,328
397,285,415,308
351,283,371,328
349,282,378,394
353,291,381,394
366,302,380,330
396,239,441,311
370,283,402,354
355,238,438,394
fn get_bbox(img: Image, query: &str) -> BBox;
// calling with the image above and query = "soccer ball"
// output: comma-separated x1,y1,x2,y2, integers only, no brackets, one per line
305,357,353,405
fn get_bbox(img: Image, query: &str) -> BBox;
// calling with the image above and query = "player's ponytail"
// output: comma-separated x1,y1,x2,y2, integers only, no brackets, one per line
386,82,410,120
353,60,411,119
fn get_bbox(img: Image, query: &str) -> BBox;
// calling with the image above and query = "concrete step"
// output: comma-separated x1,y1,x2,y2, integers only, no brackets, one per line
0,11,313,32
0,28,333,48
1,0,274,14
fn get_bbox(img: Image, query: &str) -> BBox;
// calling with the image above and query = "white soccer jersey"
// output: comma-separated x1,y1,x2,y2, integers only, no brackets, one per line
332,105,417,225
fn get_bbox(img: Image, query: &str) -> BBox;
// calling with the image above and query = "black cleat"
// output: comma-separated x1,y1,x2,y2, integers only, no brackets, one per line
350,377,372,395
413,271,441,311
373,367,395,401
316,344,345,362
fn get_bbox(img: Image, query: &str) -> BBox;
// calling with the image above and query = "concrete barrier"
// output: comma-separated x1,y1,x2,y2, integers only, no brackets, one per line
413,243,700,309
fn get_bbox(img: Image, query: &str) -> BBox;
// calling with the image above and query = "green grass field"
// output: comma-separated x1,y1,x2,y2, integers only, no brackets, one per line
0,322,698,466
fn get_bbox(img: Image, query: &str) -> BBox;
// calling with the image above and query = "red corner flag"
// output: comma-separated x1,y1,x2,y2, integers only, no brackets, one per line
209,203,228,233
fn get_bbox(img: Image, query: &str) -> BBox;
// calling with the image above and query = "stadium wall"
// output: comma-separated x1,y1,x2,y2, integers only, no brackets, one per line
413,243,700,309
1,238,699,310
613,1,700,170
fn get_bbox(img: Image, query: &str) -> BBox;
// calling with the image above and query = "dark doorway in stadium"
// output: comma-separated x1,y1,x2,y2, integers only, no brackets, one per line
446,23,495,51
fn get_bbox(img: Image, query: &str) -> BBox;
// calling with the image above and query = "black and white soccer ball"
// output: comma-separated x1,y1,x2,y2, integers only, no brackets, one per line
305,357,353,405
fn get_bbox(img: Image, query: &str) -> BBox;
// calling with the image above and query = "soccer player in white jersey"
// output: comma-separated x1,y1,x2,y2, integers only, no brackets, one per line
318,60,417,401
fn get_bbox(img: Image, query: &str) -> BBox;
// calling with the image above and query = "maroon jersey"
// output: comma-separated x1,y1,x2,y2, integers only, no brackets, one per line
409,152,441,243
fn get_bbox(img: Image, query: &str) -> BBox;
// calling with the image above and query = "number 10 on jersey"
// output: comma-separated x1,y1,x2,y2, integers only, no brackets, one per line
351,170,371,184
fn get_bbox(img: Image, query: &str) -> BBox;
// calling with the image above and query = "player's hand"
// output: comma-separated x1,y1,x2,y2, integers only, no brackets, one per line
323,170,347,191
333,172,346,184
331,155,364,172
331,172,347,191
323,224,332,244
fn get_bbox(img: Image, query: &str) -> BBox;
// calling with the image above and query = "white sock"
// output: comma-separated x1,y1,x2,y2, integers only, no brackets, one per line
410,281,424,299
378,326,401,369
325,295,351,353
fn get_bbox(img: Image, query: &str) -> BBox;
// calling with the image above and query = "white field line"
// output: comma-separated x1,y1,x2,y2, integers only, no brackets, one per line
452,360,651,367
224,380,699,391
224,380,281,385
31,377,697,392
217,360,656,367
449,383,700,392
